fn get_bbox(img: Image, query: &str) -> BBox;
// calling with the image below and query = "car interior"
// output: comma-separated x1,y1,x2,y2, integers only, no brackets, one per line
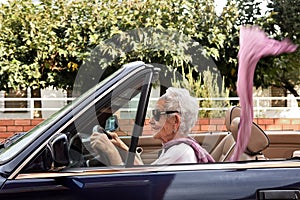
211,106,270,162
20,94,300,173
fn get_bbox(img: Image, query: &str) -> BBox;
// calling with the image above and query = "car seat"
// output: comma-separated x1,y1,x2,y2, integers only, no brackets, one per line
210,133,235,162
210,106,239,162
226,106,270,161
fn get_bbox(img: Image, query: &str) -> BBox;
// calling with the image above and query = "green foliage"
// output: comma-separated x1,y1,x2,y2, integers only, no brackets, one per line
226,0,300,99
269,0,300,40
211,0,240,96
0,0,237,94
0,0,90,91
216,0,299,99
255,0,300,97
172,67,230,118
1,0,298,103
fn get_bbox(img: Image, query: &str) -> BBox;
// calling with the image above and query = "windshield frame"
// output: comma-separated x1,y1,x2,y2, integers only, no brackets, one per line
5,63,155,179
0,65,132,165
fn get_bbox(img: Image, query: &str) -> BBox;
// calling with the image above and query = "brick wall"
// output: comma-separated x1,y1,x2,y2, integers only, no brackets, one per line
1,118,300,142
0,119,44,141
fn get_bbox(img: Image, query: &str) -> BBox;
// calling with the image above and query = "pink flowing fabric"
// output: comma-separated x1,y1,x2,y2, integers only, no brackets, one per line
230,26,298,161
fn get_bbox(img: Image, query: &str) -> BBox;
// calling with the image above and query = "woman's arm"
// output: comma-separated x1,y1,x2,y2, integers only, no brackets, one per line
90,132,144,166
109,132,144,165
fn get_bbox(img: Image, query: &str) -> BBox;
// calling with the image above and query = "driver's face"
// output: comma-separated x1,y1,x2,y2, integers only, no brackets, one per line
150,99,176,143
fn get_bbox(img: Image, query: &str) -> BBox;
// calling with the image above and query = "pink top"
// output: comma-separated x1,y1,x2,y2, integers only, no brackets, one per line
230,26,298,161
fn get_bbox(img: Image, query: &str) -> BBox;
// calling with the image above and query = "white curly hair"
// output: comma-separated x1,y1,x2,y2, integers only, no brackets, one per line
159,87,199,135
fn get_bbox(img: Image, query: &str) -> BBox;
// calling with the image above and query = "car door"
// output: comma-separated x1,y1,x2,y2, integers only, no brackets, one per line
1,171,156,200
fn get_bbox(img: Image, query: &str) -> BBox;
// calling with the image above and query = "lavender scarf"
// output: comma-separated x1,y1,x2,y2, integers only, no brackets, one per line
164,137,215,163
230,26,298,161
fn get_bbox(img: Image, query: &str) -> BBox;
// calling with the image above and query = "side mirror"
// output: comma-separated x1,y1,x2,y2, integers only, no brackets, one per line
49,133,69,168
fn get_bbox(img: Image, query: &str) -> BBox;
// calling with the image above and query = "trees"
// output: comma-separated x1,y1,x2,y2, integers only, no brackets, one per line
259,0,300,99
0,0,93,116
214,0,271,96
229,0,300,105
215,0,299,100
1,0,237,117
0,0,102,91
1,0,298,118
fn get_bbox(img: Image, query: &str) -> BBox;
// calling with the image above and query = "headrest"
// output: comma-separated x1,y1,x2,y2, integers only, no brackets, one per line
225,106,241,131
230,117,270,155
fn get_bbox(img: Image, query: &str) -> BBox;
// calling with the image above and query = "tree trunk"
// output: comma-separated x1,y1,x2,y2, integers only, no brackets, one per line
67,88,73,104
155,64,173,96
31,88,42,118
282,81,300,107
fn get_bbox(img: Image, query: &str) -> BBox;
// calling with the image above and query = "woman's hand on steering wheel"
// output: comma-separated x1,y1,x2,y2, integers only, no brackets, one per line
90,132,115,154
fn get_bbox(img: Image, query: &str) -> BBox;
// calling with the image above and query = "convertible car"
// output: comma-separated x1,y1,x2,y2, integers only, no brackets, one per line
1,61,300,200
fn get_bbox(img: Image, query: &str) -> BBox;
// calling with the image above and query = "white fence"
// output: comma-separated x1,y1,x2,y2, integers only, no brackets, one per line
197,97,300,118
0,97,75,119
0,97,300,119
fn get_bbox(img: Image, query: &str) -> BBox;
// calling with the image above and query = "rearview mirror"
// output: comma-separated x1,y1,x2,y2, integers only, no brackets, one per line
105,115,119,131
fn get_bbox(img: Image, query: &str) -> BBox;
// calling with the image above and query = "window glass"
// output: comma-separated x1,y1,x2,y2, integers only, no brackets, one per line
22,71,151,172
66,73,148,168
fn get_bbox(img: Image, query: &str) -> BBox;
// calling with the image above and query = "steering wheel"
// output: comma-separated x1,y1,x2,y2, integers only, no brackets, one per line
68,125,129,167
92,125,112,139
68,128,110,167
68,133,87,167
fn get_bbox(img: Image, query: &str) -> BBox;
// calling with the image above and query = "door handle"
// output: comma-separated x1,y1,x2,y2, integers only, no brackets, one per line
257,189,300,200
56,177,85,189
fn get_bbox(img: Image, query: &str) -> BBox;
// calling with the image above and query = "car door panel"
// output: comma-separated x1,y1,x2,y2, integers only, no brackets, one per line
1,176,152,200
2,164,300,200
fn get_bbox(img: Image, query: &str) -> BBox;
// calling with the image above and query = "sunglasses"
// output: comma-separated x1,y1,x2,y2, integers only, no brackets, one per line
151,109,179,121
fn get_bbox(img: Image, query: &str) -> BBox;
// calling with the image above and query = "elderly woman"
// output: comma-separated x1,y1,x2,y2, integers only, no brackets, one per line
90,87,214,165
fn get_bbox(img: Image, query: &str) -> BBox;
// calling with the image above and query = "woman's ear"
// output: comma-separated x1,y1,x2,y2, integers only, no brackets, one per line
174,114,181,130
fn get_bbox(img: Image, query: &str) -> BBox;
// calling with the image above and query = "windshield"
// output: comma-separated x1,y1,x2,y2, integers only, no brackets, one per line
0,67,127,164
